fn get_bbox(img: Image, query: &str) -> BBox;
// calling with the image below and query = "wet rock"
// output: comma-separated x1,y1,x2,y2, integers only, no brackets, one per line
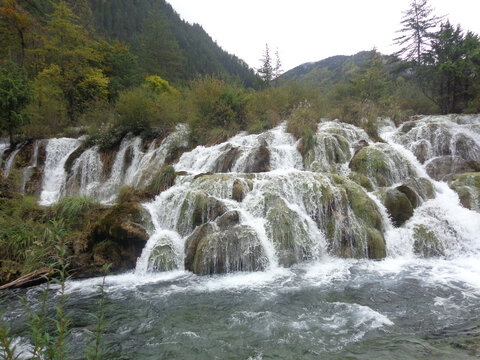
449,172,480,212
88,202,149,272
349,144,415,187
244,141,270,173
232,178,252,202
148,244,177,271
413,225,445,257
425,156,480,181
304,133,351,173
178,190,228,236
348,172,374,192
352,139,369,155
213,145,241,173
384,188,414,227
264,194,313,266
184,216,266,275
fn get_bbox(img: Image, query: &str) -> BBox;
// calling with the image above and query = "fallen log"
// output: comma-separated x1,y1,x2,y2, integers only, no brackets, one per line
0,267,53,290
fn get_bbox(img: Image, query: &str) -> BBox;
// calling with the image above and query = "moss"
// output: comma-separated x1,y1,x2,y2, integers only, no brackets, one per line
413,225,444,257
349,146,390,187
449,172,480,212
348,172,374,192
148,244,177,271
384,189,414,227
145,165,176,195
367,229,386,259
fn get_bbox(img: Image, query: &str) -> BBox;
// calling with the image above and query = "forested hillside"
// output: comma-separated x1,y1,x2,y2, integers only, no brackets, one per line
88,0,256,85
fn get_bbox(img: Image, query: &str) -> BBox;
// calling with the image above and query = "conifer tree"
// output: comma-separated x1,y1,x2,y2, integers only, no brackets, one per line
394,0,443,64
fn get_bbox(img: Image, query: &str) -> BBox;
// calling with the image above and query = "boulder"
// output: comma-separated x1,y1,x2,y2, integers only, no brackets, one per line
87,201,149,273
184,211,266,275
384,188,414,227
449,172,480,213
232,178,252,202
413,225,445,257
213,145,241,173
426,156,480,181
244,141,270,173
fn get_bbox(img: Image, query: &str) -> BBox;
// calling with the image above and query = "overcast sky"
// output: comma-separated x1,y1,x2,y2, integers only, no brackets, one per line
166,0,480,72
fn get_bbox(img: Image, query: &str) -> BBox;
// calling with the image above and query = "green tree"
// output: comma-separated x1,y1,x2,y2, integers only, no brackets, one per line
422,22,480,113
394,0,443,64
38,0,108,123
0,61,32,143
134,8,185,80
257,43,273,87
0,0,34,66
349,50,389,101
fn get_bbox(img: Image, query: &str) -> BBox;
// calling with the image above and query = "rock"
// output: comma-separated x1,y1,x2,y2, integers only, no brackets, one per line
264,194,313,266
304,133,351,173
384,188,414,227
349,144,415,187
449,172,480,212
148,244,177,271
244,141,270,173
413,225,444,257
177,190,228,236
352,139,369,155
87,201,149,273
184,217,266,275
348,172,374,192
425,156,480,181
213,145,241,172
399,120,417,134
316,175,386,259
232,178,252,202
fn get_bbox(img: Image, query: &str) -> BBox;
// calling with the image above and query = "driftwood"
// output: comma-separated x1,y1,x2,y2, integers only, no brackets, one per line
0,268,53,290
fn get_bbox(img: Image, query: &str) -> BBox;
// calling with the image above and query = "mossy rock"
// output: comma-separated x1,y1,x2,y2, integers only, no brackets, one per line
177,190,228,236
93,240,122,267
148,244,177,271
185,219,266,275
348,172,374,192
264,194,312,266
384,188,414,227
413,225,444,257
367,229,386,259
89,201,149,272
349,146,391,187
304,133,351,172
449,172,480,212
349,145,414,187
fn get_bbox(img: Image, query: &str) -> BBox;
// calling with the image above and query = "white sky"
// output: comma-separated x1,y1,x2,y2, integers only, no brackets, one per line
166,0,480,72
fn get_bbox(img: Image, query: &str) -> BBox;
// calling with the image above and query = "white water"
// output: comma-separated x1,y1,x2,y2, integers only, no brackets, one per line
39,138,81,205
21,140,40,194
2,144,22,178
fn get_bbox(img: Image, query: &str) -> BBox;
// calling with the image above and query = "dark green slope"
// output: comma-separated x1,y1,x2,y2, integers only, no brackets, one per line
88,0,257,86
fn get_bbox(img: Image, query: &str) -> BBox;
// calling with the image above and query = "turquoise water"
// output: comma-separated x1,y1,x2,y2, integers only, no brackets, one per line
2,257,479,359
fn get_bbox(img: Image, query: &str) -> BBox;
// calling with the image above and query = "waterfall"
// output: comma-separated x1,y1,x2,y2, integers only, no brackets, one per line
21,140,40,194
39,138,81,205
2,144,22,178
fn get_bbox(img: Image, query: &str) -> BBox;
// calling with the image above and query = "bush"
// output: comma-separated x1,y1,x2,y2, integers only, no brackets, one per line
185,76,248,144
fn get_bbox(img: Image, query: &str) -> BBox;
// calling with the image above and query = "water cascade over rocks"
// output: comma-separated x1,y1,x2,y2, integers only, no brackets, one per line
1,116,480,276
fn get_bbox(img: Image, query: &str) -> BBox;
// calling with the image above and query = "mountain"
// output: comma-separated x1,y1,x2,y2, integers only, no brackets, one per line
87,0,257,86
280,51,396,91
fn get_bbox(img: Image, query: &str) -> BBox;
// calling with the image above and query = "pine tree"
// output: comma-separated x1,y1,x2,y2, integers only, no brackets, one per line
394,0,443,64
257,43,273,86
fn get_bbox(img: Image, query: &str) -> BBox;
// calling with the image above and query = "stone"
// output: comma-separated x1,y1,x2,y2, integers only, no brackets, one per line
426,156,480,181
384,188,414,227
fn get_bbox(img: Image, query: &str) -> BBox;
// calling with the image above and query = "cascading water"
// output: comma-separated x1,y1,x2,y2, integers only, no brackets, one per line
3,116,480,359
39,138,82,205
21,140,40,194
2,144,22,178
